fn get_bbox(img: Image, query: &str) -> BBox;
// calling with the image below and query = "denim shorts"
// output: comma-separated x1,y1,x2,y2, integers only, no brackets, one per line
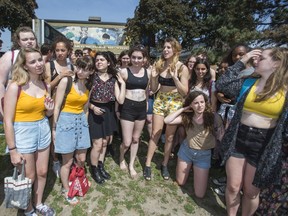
231,123,274,167
177,140,211,169
14,117,51,154
55,112,91,154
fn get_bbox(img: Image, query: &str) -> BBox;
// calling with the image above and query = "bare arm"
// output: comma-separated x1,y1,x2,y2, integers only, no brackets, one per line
115,73,126,104
150,65,160,93
4,83,25,165
171,64,190,97
0,51,13,118
164,106,190,125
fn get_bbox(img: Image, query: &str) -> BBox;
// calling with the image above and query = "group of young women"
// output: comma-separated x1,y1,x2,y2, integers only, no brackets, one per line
1,26,287,215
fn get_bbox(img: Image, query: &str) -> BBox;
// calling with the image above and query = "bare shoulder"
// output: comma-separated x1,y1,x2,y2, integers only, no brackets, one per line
119,68,128,80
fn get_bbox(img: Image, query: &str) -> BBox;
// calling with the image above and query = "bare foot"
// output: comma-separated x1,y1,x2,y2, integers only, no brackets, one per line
129,167,137,179
119,161,128,171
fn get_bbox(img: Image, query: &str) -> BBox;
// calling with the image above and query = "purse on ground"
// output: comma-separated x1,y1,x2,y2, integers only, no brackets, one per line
4,162,32,210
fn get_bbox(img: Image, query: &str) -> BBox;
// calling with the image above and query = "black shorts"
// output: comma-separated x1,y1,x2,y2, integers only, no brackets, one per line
231,123,274,167
120,98,146,122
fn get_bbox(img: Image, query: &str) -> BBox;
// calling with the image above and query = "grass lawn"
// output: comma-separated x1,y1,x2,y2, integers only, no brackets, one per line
0,124,226,215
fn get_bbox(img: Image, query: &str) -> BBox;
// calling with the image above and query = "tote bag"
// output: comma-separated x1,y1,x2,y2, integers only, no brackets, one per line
4,163,32,210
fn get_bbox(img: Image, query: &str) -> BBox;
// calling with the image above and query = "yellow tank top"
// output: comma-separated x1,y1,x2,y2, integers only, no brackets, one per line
15,91,46,122
62,84,89,114
243,80,285,119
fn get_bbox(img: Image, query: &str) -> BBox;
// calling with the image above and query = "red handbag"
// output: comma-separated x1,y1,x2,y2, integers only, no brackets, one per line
68,165,90,198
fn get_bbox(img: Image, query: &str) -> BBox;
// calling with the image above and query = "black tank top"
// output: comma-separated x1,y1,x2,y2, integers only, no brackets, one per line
126,68,149,90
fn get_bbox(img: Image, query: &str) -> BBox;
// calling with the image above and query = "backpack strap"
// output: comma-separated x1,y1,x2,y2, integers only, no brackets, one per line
61,76,73,110
237,78,257,102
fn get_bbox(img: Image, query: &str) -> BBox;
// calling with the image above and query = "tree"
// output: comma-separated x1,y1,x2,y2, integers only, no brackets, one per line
0,0,38,32
126,0,288,61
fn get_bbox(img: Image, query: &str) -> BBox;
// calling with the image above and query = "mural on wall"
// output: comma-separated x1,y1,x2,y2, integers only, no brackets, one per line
53,25,126,46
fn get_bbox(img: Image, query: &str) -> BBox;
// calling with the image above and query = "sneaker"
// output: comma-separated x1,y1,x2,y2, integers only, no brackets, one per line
212,176,226,186
214,185,226,196
36,204,56,216
52,161,61,178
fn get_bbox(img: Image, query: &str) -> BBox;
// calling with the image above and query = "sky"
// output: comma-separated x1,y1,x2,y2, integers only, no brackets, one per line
1,0,139,51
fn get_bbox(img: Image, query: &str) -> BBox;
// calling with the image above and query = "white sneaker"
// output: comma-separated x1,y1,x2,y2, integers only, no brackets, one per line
52,161,61,178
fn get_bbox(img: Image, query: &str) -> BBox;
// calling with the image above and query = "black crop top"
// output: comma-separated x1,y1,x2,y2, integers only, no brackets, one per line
158,64,183,87
126,68,149,90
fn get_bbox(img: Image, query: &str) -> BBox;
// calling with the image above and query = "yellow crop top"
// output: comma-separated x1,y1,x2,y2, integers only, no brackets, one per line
186,123,216,150
62,84,89,114
243,80,285,119
14,91,46,122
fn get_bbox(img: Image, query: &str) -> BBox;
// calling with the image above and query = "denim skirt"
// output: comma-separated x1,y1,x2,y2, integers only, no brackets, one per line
55,112,91,154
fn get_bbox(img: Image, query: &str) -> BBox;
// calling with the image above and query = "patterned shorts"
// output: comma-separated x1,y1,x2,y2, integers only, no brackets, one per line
153,91,183,117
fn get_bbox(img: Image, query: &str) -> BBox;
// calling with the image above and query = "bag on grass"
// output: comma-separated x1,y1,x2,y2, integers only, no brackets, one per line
68,164,90,198
4,163,32,210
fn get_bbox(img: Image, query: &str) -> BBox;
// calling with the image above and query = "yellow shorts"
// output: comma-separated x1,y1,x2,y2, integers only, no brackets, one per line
153,91,183,117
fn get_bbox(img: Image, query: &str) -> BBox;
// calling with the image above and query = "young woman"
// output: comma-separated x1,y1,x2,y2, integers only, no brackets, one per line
216,48,288,216
4,48,55,216
89,52,125,184
45,36,74,178
119,46,151,178
144,37,190,181
53,56,94,205
164,91,223,198
189,59,217,112
117,50,130,70
0,26,38,120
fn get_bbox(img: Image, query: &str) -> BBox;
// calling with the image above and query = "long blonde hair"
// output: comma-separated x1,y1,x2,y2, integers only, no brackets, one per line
256,47,288,102
155,37,182,73
11,48,47,85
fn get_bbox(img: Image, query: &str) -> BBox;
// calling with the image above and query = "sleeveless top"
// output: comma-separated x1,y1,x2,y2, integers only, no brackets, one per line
243,80,285,119
62,84,89,114
186,122,216,150
14,91,46,122
90,73,116,103
126,68,149,90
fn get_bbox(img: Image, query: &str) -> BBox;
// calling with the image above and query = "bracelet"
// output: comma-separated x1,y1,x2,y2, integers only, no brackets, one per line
8,146,17,151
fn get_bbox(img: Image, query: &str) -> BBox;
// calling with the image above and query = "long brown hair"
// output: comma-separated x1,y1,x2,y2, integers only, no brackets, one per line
182,91,214,133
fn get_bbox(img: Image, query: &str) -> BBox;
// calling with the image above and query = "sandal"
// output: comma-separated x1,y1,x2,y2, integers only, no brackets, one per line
61,188,79,205
143,166,151,181
161,165,170,180
66,196,79,205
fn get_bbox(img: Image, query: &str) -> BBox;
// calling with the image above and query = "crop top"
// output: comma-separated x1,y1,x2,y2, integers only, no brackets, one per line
185,122,216,150
14,91,46,122
126,68,148,90
158,64,184,87
90,73,116,103
243,80,285,119
62,84,89,114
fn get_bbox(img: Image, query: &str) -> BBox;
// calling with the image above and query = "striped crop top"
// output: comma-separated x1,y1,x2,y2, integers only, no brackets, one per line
14,91,46,122
62,84,89,114
243,81,285,119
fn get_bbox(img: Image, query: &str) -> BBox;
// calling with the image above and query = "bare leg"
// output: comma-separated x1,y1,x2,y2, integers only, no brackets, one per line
90,138,103,166
241,163,260,216
162,124,178,166
129,119,146,177
225,156,246,216
119,120,134,170
145,114,164,167
60,152,74,192
193,166,209,198
176,158,192,185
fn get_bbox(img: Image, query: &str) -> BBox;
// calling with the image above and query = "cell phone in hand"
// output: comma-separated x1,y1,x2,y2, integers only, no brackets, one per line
100,108,106,113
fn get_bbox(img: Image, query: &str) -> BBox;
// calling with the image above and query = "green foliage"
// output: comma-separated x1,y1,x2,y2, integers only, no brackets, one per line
0,0,38,32
126,0,288,62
